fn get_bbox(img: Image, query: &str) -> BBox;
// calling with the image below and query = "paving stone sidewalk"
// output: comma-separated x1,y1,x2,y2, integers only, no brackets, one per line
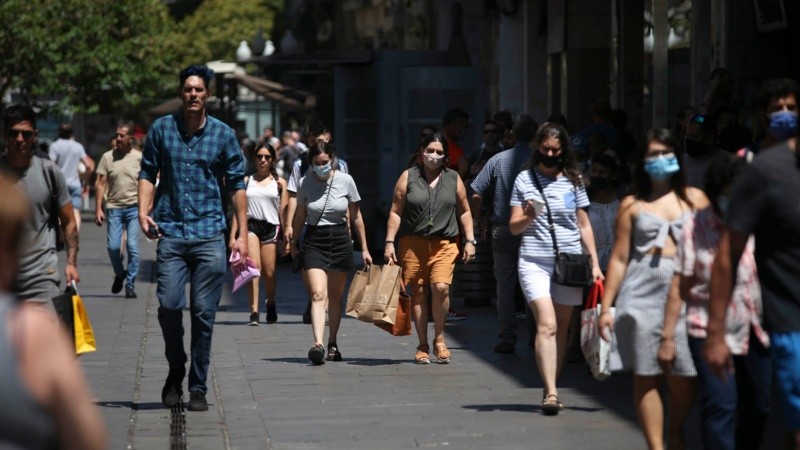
72,214,785,449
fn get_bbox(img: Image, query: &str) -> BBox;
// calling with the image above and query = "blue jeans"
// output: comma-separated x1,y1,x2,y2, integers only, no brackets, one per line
155,234,226,394
772,332,800,431
688,330,771,450
106,206,139,289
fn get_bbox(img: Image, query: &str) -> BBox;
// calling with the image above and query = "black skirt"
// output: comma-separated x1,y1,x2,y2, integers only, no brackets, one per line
302,223,354,272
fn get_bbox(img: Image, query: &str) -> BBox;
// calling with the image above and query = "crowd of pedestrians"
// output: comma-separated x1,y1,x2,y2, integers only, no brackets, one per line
1,63,799,450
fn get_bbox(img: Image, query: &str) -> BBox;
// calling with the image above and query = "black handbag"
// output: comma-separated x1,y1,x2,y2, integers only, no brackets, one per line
530,169,593,287
291,173,334,274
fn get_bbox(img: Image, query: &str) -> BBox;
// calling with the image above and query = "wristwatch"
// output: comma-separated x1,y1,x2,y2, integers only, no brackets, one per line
465,239,477,245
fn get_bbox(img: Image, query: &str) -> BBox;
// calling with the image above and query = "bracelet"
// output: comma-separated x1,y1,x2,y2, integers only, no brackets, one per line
599,311,610,316
385,240,394,245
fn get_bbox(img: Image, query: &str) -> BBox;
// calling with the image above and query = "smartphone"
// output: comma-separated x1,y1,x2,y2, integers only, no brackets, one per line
528,199,545,215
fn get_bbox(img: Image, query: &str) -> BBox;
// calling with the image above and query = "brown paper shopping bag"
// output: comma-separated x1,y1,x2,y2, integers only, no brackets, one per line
345,265,402,323
374,278,412,336
345,268,370,318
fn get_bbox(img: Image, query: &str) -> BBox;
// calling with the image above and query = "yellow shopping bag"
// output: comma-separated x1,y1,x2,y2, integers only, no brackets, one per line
69,282,96,355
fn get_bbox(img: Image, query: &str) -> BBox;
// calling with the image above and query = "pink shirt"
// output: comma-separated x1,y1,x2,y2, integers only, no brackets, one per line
678,208,769,354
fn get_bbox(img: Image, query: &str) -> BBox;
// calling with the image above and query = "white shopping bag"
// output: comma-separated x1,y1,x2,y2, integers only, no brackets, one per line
580,281,615,381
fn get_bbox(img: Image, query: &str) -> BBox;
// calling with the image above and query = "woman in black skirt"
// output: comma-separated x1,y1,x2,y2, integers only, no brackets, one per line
289,142,373,365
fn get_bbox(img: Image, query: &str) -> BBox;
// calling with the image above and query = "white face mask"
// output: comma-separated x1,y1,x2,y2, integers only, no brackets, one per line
423,152,444,170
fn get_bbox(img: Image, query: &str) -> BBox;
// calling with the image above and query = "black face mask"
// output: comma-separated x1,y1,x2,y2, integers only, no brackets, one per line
539,154,560,168
684,139,708,158
590,177,610,190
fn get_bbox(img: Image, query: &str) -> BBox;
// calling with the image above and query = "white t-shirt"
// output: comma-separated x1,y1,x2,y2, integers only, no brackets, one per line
297,171,360,226
511,168,590,258
246,177,280,224
48,138,87,186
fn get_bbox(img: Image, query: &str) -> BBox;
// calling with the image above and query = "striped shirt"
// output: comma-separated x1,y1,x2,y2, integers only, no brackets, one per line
139,113,245,239
470,144,531,224
511,168,589,257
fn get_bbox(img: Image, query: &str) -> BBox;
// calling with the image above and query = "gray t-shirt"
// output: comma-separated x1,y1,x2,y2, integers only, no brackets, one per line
48,138,87,187
297,171,360,226
0,156,70,300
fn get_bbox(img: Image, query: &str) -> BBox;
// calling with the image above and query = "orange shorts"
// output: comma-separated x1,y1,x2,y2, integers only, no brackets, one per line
398,235,459,286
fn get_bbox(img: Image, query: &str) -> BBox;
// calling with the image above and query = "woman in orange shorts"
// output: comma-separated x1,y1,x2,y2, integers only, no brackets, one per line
384,133,476,364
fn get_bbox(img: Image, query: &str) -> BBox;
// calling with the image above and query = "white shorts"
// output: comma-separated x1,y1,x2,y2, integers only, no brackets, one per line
517,255,584,306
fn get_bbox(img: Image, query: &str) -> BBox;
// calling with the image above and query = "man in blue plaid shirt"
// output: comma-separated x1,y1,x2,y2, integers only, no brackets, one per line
138,64,249,412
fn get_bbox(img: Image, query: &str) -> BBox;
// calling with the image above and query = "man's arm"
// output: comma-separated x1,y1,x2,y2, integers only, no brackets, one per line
94,174,107,226
59,202,79,284
229,189,248,263
81,155,95,175
704,227,747,380
137,179,158,238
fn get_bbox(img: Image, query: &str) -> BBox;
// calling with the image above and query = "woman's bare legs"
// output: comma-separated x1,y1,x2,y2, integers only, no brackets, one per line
554,303,575,378
246,233,261,314
326,271,348,344
305,268,329,345
529,297,558,399
260,242,277,306
634,374,665,450
665,375,697,450
430,282,450,344
411,284,431,347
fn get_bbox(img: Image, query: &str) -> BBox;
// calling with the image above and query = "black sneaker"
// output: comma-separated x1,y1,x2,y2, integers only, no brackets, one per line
248,312,259,326
161,366,185,408
125,287,137,298
112,272,126,294
266,302,277,324
308,344,325,365
187,391,208,411
493,341,516,354
326,343,342,362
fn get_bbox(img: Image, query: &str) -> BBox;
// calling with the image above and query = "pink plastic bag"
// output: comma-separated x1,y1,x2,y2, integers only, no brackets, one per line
229,251,260,292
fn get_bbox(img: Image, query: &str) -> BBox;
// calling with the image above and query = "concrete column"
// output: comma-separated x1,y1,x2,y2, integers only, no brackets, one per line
498,10,524,114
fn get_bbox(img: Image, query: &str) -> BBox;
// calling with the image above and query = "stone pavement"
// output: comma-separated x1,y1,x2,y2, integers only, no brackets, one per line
70,214,785,449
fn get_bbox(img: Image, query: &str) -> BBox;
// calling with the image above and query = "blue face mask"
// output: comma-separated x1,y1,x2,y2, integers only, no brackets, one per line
644,154,680,181
769,110,798,141
313,163,331,178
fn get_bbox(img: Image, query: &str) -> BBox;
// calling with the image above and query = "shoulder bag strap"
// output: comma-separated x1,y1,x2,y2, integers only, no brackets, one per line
529,169,559,256
312,172,334,227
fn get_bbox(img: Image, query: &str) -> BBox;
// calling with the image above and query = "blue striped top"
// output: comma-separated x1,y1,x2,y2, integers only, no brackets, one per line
511,168,589,258
139,113,245,239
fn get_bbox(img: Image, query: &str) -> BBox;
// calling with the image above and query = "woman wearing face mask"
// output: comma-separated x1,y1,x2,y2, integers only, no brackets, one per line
598,129,708,450
384,133,476,364
290,142,372,365
508,122,603,415
658,154,770,450
587,154,623,273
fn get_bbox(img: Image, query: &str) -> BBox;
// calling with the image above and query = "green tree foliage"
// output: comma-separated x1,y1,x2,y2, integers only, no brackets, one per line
172,0,280,67
0,0,180,113
0,0,281,114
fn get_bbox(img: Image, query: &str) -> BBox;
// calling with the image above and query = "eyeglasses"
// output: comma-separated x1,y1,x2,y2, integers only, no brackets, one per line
256,154,272,160
483,129,499,134
7,129,34,140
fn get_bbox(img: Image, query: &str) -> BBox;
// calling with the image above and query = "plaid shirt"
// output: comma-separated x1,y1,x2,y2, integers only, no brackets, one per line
470,144,531,224
139,113,245,239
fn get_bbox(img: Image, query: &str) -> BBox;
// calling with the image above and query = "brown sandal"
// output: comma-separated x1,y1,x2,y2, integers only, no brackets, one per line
433,340,451,364
542,394,562,416
415,344,430,364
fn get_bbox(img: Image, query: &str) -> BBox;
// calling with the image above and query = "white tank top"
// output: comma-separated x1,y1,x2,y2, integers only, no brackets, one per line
246,177,280,224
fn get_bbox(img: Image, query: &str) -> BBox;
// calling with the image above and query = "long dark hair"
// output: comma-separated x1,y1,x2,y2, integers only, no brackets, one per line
253,143,279,181
634,128,692,207
529,122,582,186
408,132,450,170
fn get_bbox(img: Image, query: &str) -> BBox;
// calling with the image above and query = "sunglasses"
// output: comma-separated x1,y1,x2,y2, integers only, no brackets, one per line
256,154,272,160
7,129,34,140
